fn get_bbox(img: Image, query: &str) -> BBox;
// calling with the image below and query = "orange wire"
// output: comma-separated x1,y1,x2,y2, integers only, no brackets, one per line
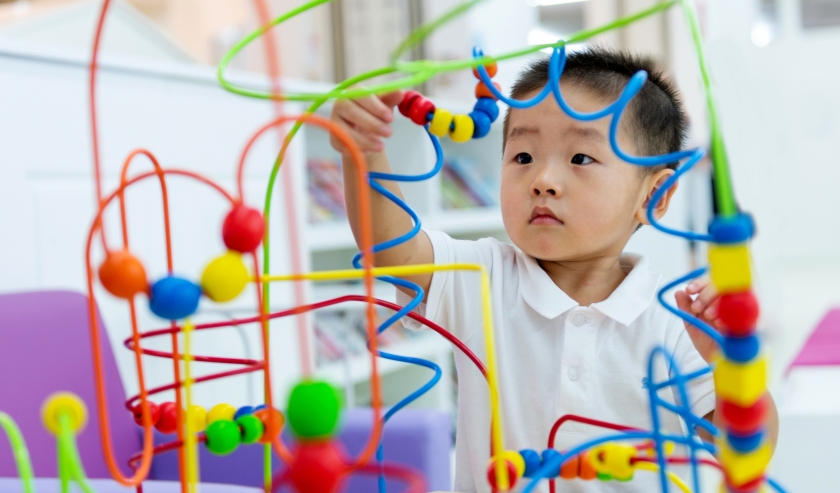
85,166,236,486
248,0,314,378
235,113,382,465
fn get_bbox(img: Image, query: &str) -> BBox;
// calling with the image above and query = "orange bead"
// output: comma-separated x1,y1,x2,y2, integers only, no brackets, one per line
253,408,285,443
578,451,597,480
559,454,579,479
472,61,498,79
99,250,148,299
475,81,502,100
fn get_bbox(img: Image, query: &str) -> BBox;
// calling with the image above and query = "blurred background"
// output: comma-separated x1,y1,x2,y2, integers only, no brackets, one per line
1,0,840,491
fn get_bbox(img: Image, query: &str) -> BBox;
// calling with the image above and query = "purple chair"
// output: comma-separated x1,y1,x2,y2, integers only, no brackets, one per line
0,290,139,479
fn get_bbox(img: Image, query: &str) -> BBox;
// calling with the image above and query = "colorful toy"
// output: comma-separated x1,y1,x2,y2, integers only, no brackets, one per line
0,0,793,492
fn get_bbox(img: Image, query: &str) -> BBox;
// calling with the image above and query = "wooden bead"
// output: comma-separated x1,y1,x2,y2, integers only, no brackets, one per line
398,90,421,117
472,61,498,79
429,108,454,137
475,81,502,100
408,97,435,126
449,114,475,143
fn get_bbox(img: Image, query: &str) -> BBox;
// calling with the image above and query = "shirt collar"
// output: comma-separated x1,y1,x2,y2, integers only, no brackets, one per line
590,254,661,326
517,251,660,326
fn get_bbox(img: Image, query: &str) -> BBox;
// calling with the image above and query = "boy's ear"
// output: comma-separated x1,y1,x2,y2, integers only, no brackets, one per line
635,168,678,225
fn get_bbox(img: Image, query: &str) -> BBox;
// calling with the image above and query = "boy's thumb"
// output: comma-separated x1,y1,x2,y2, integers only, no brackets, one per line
380,90,405,108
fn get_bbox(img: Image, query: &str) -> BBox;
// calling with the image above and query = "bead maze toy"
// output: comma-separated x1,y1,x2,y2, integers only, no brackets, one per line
0,0,790,492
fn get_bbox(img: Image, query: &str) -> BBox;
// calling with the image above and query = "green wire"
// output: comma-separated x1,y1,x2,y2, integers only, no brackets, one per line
389,0,489,64
0,412,35,493
217,0,675,101
57,414,94,493
678,0,736,216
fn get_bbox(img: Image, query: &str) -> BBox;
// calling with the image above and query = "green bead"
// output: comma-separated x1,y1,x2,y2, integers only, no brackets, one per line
237,414,264,444
205,419,241,455
596,472,613,481
287,380,342,439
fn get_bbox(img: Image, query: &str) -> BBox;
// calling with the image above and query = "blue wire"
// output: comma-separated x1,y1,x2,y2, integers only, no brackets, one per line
657,267,724,346
344,128,448,493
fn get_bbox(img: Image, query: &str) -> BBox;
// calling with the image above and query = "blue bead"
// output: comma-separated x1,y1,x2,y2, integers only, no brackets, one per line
234,406,254,420
727,428,765,452
473,97,499,122
723,334,760,363
149,276,201,320
469,111,492,139
519,449,541,477
540,449,562,478
708,213,755,243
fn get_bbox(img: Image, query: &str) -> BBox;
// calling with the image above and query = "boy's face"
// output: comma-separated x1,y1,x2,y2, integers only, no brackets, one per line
500,83,664,262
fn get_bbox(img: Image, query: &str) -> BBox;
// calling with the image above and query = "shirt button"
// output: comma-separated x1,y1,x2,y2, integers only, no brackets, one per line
572,314,587,326
567,366,580,381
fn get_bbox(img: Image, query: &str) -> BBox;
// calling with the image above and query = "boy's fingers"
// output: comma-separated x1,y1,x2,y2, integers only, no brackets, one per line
691,283,719,313
675,290,692,317
685,277,710,295
337,100,392,137
354,94,396,123
339,116,385,152
379,90,406,109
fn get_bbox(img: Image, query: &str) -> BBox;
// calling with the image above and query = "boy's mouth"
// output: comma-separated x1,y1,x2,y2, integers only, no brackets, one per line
529,206,563,225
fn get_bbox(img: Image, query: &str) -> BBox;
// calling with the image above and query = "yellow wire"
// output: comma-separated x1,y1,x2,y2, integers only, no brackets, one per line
182,320,199,493
634,462,692,493
259,262,507,488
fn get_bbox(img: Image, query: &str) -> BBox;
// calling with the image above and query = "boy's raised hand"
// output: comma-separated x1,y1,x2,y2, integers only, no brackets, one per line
675,278,722,363
329,90,405,157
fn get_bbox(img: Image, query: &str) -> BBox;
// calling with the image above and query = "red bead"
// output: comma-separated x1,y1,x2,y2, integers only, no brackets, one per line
155,401,179,434
472,61,498,79
287,441,348,493
99,250,148,299
132,401,160,427
408,97,435,126
486,459,518,491
222,205,265,253
721,394,768,434
718,291,760,335
398,91,422,117
475,81,502,100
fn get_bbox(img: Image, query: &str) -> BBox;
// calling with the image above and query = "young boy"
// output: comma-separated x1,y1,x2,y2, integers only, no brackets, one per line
329,48,778,492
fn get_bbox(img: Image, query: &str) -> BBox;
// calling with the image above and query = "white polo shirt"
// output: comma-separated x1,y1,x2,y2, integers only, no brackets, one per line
397,231,715,493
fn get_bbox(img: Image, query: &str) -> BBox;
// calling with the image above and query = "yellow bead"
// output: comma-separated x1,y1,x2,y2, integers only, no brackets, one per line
449,114,474,143
186,405,207,432
207,403,236,424
590,443,635,481
719,440,772,487
429,108,454,137
491,450,525,478
42,392,87,436
714,356,766,407
201,251,250,302
708,244,752,293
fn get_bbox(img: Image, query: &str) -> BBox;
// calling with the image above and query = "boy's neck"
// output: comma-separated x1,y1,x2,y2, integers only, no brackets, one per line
537,254,628,307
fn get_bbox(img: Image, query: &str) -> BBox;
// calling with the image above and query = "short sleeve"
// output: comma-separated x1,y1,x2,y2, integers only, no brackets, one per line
395,229,496,341
670,326,717,420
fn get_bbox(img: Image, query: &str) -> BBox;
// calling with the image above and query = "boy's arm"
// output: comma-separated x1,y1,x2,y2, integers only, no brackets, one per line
676,279,780,450
329,91,433,299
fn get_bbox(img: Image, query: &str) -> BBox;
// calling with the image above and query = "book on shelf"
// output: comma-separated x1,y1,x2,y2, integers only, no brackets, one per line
441,157,499,210
314,306,425,366
308,157,346,223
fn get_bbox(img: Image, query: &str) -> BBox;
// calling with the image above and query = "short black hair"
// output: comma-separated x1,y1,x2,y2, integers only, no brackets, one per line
502,47,687,174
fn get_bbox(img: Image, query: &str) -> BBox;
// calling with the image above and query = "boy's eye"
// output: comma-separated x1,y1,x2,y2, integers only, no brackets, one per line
571,153,594,165
515,152,533,164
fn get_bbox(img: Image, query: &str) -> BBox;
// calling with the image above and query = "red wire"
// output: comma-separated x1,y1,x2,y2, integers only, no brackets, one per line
547,415,640,493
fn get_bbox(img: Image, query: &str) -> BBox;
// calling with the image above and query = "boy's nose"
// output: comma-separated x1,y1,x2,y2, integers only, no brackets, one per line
531,168,561,197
